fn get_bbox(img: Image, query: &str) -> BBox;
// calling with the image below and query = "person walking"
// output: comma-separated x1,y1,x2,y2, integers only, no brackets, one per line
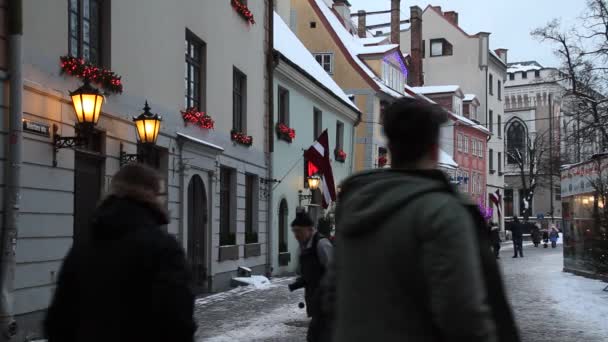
489,222,502,259
542,229,550,248
511,217,524,258
45,164,196,342
333,98,520,342
288,210,334,342
531,224,541,247
549,225,560,248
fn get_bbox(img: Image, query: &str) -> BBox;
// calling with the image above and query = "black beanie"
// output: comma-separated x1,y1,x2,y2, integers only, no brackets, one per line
291,211,314,227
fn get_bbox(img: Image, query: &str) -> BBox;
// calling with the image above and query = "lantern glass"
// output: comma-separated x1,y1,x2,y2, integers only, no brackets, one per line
133,102,162,144
307,175,321,190
70,82,104,125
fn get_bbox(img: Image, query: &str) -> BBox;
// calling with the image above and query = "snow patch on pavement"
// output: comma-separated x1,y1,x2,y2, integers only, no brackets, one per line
196,277,293,306
232,275,271,288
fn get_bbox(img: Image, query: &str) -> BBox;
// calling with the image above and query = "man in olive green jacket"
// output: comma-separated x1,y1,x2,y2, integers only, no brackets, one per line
332,98,520,342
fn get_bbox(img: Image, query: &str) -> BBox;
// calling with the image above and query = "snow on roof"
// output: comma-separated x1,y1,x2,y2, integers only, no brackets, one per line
358,43,399,55
508,61,543,73
450,112,490,134
359,36,388,46
463,94,477,102
440,149,458,169
411,85,460,94
313,0,407,98
489,50,506,66
274,13,359,111
176,132,224,151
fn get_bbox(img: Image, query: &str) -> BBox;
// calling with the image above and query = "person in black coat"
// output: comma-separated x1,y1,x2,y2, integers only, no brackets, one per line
488,222,501,259
511,217,524,258
45,164,196,342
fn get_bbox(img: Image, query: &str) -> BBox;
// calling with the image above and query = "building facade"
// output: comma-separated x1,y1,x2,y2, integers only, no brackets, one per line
400,5,507,229
272,13,360,274
2,1,272,339
278,0,412,172
504,61,563,225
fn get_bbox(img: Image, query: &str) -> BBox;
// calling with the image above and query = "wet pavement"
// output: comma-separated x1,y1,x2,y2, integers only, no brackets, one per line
195,244,608,341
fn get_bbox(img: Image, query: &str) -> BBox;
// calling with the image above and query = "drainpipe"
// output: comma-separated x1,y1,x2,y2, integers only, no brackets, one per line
0,0,23,339
265,0,275,277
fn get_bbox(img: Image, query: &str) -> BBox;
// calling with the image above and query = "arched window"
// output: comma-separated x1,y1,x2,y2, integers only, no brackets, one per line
507,121,526,164
278,199,288,253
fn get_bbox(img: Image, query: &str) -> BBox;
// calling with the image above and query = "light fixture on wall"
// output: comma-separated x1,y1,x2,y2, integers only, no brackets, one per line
52,81,105,167
120,101,162,166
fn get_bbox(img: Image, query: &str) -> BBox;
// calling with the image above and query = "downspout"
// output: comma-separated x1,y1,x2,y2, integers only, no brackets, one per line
0,0,23,339
265,0,275,277
549,94,554,222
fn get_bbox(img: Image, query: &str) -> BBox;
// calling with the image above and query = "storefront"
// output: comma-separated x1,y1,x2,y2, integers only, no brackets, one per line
561,156,608,280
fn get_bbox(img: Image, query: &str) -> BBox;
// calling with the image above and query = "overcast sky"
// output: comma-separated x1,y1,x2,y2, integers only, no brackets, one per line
346,0,588,67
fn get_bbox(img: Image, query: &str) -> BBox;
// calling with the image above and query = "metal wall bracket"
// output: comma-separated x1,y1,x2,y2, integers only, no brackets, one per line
52,124,87,167
259,177,281,199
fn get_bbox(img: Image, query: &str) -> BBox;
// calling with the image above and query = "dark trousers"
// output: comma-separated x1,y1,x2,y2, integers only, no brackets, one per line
513,239,523,257
307,314,331,342
493,243,501,258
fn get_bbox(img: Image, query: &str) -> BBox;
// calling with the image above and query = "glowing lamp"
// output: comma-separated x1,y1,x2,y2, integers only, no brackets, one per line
133,102,162,144
70,81,104,127
307,175,321,191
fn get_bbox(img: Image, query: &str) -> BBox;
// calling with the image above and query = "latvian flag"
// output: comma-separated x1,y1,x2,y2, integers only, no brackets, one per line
304,130,337,209
490,189,502,218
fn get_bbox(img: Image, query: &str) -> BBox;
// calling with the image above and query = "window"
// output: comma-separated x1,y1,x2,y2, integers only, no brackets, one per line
336,121,344,151
498,152,502,173
509,73,515,81
489,148,494,170
219,167,235,246
535,70,541,78
69,0,104,65
314,53,333,74
422,40,426,58
457,134,463,151
185,30,205,110
498,115,502,138
479,141,484,159
233,68,247,132
519,189,531,217
498,80,502,100
278,86,290,125
522,71,528,79
278,199,288,253
310,21,317,28
430,38,453,57
314,108,323,140
555,187,561,201
383,62,405,91
489,110,494,133
507,121,526,164
245,174,258,244
489,74,494,95
464,136,469,153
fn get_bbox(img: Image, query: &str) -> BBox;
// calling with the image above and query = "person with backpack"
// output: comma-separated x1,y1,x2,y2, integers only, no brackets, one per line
332,98,520,342
288,210,334,342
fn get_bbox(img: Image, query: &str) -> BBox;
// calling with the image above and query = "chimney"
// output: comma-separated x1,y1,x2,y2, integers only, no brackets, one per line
495,48,508,64
432,6,442,14
444,11,458,25
333,0,351,26
391,0,401,45
408,6,423,87
357,10,367,38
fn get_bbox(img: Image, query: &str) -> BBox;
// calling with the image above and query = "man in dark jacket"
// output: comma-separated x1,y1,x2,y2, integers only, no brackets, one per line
511,217,524,258
333,98,520,342
289,210,333,342
45,164,196,342
489,222,502,259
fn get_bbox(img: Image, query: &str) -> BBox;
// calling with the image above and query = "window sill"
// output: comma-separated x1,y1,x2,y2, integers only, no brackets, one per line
498,172,504,176
489,169,496,174
244,243,262,258
219,245,239,261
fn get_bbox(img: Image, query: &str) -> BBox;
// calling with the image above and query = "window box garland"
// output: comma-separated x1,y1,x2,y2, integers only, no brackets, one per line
181,107,215,130
60,55,123,94
231,0,255,24
231,130,253,146
276,123,296,143
334,148,347,163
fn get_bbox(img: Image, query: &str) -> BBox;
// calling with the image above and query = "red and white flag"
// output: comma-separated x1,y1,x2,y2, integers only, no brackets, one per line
490,189,502,218
304,130,336,209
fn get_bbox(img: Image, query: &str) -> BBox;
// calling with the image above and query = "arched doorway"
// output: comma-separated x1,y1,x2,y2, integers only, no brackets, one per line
188,175,208,294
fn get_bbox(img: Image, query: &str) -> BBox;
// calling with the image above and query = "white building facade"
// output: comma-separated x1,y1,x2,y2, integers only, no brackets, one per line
2,1,272,338
272,13,359,274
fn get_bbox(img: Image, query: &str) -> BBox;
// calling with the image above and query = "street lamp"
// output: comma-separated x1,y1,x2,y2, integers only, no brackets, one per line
52,81,105,167
70,80,104,129
120,101,162,166
307,174,321,190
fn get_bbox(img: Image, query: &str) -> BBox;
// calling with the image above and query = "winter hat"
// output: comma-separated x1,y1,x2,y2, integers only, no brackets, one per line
291,211,314,227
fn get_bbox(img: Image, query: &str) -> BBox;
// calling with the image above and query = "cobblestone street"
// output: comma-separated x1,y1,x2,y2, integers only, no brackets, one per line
195,243,608,341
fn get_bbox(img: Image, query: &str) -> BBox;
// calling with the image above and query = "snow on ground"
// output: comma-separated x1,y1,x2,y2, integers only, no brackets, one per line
232,275,271,288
